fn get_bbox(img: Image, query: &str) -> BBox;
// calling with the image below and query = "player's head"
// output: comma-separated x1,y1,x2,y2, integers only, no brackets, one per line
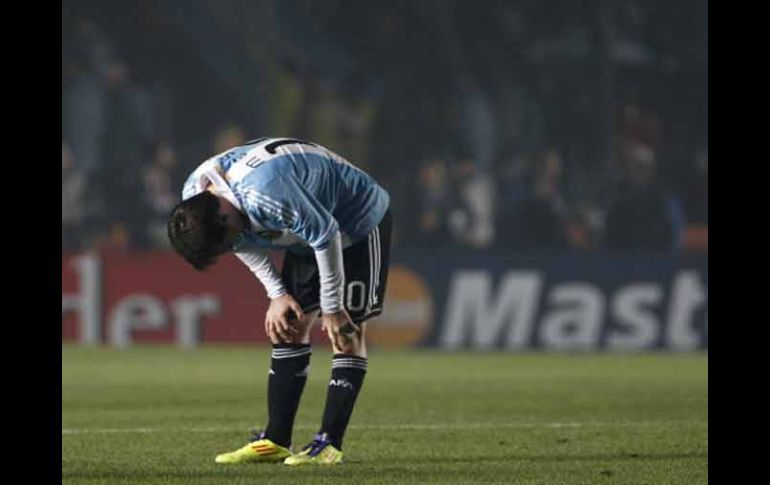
167,191,239,271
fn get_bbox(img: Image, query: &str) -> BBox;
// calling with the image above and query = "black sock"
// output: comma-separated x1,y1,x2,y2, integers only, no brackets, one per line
318,354,368,449
263,344,311,448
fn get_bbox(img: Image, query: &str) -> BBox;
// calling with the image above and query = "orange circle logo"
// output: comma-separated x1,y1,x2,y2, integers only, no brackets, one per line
367,265,433,348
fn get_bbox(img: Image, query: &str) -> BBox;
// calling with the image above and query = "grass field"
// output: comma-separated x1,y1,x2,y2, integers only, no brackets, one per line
62,346,707,484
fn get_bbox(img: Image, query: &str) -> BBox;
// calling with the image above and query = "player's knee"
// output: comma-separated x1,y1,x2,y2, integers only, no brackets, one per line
334,325,367,357
268,333,283,345
296,311,318,342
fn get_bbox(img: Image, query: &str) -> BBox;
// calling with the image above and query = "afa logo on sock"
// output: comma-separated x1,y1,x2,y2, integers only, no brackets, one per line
329,379,354,390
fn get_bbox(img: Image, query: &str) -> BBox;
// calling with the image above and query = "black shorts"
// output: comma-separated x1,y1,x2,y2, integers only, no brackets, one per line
281,210,392,324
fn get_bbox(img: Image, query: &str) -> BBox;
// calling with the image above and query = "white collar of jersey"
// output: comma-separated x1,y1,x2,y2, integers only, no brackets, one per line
195,163,243,212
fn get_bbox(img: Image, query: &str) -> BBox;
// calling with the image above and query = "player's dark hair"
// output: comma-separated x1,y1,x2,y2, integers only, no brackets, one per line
167,191,228,271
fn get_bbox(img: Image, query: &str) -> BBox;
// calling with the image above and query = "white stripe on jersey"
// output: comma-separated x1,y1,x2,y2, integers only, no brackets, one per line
251,191,300,221
373,226,381,305
249,192,298,223
241,189,299,225
367,230,375,312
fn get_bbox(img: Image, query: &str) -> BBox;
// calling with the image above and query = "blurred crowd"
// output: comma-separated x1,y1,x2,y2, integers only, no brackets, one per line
62,0,707,253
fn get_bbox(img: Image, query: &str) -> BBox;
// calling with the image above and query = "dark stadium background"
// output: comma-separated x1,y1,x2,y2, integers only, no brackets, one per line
61,2,707,482
62,0,707,350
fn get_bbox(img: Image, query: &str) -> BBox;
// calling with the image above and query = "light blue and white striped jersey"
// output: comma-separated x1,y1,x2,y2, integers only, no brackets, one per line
182,137,390,254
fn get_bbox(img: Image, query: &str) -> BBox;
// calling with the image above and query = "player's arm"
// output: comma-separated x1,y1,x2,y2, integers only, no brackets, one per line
254,176,359,350
313,232,360,351
234,250,303,343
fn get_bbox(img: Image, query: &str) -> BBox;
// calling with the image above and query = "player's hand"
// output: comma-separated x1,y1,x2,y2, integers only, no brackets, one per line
321,310,360,353
265,294,304,343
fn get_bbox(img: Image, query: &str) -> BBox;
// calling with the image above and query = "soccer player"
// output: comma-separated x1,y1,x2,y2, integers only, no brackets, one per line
167,137,391,466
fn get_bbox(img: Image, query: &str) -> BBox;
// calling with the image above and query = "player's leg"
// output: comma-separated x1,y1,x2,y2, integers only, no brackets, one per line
262,309,318,447
286,210,392,466
261,249,322,448
315,319,368,448
215,252,321,464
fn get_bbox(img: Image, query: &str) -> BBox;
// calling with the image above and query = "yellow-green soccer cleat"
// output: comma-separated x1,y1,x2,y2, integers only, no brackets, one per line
284,433,343,466
214,429,292,464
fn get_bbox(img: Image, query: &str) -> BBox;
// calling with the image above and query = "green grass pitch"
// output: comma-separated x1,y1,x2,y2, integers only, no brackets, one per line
62,345,707,484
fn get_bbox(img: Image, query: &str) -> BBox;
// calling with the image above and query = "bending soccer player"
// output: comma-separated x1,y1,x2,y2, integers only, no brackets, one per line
167,137,391,466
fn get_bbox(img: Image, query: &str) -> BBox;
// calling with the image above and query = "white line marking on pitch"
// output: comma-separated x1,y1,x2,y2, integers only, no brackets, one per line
62,421,707,435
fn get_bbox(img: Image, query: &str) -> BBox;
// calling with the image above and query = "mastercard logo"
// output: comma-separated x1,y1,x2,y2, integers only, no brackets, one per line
368,265,433,348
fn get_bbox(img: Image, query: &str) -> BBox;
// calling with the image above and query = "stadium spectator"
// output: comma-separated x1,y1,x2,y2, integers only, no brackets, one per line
62,142,86,250
100,60,154,248
603,142,684,251
682,144,708,224
447,156,496,249
334,75,377,171
415,157,454,245
61,19,110,177
142,141,181,248
619,104,660,152
507,147,572,250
